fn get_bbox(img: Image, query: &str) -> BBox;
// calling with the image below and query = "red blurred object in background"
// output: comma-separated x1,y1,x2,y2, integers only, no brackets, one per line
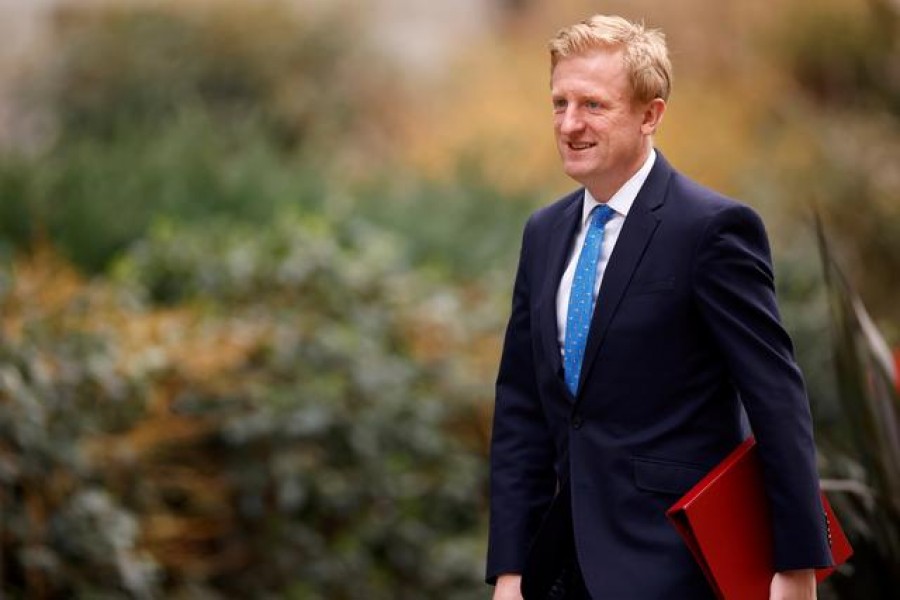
894,349,900,393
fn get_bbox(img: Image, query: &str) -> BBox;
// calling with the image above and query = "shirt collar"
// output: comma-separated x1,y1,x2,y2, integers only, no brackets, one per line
581,148,657,225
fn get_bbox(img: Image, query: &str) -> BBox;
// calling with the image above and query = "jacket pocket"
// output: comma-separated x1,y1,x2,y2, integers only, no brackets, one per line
631,456,707,496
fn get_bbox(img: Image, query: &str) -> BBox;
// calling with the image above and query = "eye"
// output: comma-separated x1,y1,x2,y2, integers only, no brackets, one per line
552,97,567,112
585,100,602,111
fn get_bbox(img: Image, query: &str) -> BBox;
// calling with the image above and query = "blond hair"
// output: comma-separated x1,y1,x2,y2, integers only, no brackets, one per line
549,15,672,103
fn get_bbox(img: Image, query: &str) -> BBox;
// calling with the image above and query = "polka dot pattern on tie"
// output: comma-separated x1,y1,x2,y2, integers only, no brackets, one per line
563,204,615,396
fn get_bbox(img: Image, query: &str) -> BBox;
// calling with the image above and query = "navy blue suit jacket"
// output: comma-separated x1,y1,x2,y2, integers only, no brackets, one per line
486,153,833,597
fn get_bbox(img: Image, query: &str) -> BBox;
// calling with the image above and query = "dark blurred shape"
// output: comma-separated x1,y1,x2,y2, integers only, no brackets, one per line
497,0,535,16
814,216,900,598
779,0,900,115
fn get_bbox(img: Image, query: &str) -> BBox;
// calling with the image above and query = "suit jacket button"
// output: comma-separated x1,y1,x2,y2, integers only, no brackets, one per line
571,413,584,429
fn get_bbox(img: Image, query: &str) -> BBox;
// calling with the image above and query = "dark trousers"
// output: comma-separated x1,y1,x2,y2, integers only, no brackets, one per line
545,549,591,599
522,484,592,599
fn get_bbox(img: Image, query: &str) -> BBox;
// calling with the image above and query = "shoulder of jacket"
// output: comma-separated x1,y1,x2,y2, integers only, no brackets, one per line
668,171,762,223
527,188,583,229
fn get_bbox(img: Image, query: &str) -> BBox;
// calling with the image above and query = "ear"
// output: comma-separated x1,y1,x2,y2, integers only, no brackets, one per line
640,98,666,135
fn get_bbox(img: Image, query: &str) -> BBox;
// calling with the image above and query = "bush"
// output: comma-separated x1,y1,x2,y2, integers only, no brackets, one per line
0,310,158,598
0,112,328,273
0,0,393,274
0,214,496,598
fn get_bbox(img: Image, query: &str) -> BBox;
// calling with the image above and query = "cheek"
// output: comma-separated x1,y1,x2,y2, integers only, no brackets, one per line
585,118,610,137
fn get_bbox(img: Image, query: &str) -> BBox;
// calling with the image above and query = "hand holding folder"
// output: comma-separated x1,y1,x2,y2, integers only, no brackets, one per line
666,438,853,599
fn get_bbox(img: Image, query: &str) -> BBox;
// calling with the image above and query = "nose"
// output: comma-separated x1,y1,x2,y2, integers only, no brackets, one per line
558,106,584,136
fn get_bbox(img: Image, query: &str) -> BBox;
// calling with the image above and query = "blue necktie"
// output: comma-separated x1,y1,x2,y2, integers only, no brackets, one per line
564,204,615,396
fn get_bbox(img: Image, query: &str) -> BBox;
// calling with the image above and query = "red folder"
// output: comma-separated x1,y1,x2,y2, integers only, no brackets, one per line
666,438,853,599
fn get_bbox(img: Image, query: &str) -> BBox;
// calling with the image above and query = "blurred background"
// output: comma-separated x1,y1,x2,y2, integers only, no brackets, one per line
0,0,898,598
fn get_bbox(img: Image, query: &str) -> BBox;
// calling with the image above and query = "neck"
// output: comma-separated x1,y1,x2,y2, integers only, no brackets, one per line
586,143,651,203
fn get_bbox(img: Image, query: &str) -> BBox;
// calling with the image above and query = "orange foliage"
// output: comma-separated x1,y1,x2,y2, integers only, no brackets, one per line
2,247,268,578
2,244,504,582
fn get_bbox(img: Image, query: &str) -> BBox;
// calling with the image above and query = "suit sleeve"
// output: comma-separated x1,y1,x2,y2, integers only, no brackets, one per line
485,216,558,584
692,204,833,571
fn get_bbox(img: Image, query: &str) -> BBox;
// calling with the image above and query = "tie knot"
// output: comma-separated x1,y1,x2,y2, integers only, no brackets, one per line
590,204,615,228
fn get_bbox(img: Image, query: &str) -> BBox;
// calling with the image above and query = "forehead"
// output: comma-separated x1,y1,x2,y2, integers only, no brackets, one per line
550,48,630,97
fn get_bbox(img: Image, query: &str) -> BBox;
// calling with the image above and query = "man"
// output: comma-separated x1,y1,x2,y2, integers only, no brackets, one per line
486,15,833,600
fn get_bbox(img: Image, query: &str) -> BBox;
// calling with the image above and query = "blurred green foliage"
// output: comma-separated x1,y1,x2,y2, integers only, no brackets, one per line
0,2,499,597
0,113,328,272
1,213,495,598
814,224,900,597
770,0,900,334
0,301,158,597
40,2,379,148
0,0,389,274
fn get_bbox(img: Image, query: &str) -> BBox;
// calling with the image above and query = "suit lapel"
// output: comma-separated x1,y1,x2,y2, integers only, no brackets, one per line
576,153,673,394
539,191,583,400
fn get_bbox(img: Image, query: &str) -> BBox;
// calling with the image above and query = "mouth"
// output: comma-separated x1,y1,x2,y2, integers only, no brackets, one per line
566,141,596,151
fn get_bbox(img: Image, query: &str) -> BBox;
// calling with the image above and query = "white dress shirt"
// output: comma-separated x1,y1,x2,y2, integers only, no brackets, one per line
556,149,657,354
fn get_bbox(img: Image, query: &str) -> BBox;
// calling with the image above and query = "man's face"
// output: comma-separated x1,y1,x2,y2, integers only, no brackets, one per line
551,48,652,199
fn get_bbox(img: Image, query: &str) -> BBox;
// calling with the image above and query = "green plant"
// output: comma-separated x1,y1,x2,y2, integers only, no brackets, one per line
811,220,900,598
0,0,393,274
1,212,498,598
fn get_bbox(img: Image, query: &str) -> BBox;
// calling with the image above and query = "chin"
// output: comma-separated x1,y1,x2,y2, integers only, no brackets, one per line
562,163,594,183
